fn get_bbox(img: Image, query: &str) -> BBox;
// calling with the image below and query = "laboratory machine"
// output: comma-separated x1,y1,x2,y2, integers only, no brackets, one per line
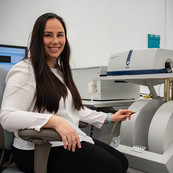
107,48,173,76
104,48,173,173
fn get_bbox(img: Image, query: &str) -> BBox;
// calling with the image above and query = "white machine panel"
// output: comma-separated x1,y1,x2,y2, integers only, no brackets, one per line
72,66,140,101
107,48,173,76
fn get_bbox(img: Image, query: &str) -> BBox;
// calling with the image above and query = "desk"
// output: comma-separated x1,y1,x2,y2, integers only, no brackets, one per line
97,73,173,81
82,99,135,111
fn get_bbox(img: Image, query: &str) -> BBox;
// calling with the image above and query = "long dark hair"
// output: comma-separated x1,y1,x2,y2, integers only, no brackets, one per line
27,13,83,113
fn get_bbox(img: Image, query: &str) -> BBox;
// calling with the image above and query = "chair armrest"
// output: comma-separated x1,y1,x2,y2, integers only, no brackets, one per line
18,122,87,173
18,128,61,144
18,120,87,144
18,128,61,173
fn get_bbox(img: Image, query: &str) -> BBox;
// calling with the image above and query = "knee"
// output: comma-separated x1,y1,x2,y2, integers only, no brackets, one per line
106,158,123,173
109,155,128,173
121,154,129,173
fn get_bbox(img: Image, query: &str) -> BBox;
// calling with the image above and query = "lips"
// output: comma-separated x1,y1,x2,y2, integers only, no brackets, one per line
49,47,60,53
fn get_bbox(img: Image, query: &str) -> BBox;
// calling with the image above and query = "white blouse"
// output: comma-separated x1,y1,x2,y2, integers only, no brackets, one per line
0,60,107,150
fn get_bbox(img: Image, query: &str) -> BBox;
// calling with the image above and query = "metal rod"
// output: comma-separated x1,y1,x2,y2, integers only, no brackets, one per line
164,79,170,101
170,80,173,100
145,80,158,99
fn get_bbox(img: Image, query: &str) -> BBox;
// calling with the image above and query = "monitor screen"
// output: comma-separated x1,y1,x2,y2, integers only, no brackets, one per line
0,44,27,71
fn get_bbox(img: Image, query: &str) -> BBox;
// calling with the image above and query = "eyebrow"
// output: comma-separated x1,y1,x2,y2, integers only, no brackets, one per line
44,31,65,34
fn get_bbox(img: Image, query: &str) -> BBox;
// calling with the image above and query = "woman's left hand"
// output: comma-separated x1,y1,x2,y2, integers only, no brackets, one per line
107,109,135,123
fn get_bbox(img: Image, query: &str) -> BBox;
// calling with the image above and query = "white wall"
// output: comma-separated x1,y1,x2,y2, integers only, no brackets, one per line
0,0,172,69
0,0,173,97
166,0,173,49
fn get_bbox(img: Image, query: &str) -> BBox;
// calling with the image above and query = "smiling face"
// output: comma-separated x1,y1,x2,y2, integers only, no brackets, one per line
43,18,66,68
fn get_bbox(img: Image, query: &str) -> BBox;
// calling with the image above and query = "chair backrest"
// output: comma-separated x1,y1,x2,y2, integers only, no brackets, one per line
0,67,8,108
0,67,24,173
0,67,9,151
0,67,15,170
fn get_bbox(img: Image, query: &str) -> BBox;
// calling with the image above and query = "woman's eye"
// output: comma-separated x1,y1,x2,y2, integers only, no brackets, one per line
44,34,52,37
57,34,64,38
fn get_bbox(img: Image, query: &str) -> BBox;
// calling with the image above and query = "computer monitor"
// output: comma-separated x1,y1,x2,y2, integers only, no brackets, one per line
0,44,27,71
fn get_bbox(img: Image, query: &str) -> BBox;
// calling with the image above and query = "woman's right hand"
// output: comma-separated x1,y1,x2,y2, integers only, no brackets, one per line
42,115,81,152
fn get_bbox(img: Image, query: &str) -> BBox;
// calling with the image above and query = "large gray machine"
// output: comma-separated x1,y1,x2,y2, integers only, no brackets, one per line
106,48,173,173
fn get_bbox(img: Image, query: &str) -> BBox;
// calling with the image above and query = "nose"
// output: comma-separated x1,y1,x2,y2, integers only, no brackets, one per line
51,36,59,44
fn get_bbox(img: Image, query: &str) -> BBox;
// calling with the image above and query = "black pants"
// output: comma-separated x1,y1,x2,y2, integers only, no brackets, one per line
13,139,128,173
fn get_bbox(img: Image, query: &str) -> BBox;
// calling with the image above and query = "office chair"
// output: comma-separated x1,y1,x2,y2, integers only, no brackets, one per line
0,67,62,173
0,125,62,173
1,123,87,173
0,66,87,173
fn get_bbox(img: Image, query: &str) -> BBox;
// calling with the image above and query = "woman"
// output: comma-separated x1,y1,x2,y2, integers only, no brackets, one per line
0,13,134,173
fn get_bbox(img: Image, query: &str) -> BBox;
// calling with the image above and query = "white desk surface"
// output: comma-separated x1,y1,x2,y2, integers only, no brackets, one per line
94,73,173,87
96,73,173,81
82,99,135,108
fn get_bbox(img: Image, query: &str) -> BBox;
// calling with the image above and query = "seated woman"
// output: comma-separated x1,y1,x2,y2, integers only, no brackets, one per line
0,12,134,173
